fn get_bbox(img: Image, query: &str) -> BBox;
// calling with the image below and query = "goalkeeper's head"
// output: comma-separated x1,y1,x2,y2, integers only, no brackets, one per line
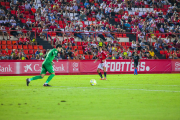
56,44,62,52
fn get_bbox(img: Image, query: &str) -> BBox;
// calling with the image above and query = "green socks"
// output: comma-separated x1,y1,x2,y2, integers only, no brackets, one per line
29,74,55,84
30,76,43,81
45,74,55,84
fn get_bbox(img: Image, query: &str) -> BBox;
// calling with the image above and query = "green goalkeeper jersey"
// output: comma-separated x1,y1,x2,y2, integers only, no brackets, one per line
43,49,58,65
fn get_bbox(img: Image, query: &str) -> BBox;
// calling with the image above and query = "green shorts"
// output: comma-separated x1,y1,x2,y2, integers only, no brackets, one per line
41,63,54,74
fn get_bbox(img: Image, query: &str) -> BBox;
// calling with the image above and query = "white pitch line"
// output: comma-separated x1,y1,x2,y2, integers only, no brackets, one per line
128,84,180,87
52,86,180,93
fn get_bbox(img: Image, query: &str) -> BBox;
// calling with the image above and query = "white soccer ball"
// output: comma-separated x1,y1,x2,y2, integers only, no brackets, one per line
90,79,97,86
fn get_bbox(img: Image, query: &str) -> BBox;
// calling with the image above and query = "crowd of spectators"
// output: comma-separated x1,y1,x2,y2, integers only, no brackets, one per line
0,0,180,60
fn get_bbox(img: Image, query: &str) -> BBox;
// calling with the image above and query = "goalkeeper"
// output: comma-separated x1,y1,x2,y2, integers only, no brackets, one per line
26,44,62,87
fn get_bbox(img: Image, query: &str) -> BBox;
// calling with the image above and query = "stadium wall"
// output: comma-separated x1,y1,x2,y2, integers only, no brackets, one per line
0,60,179,75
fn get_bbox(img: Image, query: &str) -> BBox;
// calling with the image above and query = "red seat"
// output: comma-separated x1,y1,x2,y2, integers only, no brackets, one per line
164,51,168,54
25,15,30,19
126,42,130,46
38,45,43,50
6,6,10,10
8,49,13,54
77,42,81,46
88,17,92,21
32,28,36,32
160,50,164,54
78,46,83,50
0,2,5,6
119,34,122,37
145,5,149,8
30,15,35,19
12,41,17,45
152,42,155,46
21,19,27,24
5,2,10,6
2,45,6,49
123,34,127,37
0,41,1,44
121,42,125,46
73,46,77,50
24,11,29,15
162,34,166,38
23,45,28,49
78,50,83,54
2,41,6,45
7,45,12,49
28,45,33,49
6,41,11,45
2,50,5,54
13,45,17,49
118,15,122,18
24,50,28,54
33,45,38,49
89,55,93,59
18,45,22,49
114,18,119,22
29,50,34,54
0,45,1,49
29,55,32,59
85,55,89,59
92,18,95,21
31,20,35,23
123,46,126,49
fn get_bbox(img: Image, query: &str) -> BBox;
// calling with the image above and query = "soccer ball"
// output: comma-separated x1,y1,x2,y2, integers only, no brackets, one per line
90,79,97,86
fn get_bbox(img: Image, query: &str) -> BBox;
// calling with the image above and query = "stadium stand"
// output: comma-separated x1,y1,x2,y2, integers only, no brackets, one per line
0,0,180,60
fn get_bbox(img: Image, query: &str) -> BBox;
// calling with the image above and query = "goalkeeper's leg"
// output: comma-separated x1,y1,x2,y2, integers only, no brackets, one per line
26,64,46,86
26,74,45,86
43,65,55,86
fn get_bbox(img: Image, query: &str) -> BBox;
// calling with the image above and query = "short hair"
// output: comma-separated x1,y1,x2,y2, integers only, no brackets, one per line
56,44,62,48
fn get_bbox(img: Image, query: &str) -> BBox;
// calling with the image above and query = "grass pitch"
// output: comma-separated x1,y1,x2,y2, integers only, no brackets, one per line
0,74,180,120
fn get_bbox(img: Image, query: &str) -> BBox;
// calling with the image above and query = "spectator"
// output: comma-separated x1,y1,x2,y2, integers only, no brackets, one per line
57,53,62,60
131,41,137,49
67,49,73,59
127,48,132,59
0,25,8,40
0,50,2,60
10,16,16,26
105,27,114,40
41,26,51,41
149,49,155,59
31,54,36,60
140,40,149,50
122,49,128,59
49,23,57,31
3,48,10,60
85,45,92,55
35,48,40,57
25,1,31,10
74,49,79,60
154,41,161,52
26,18,33,28
112,48,118,58
112,54,116,59
84,0,90,8
36,54,40,60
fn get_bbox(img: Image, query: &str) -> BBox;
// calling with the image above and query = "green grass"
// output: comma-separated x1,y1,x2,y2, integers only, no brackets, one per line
0,74,180,120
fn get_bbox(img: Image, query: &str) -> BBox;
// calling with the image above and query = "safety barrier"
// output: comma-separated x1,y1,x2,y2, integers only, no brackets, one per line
0,60,179,75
